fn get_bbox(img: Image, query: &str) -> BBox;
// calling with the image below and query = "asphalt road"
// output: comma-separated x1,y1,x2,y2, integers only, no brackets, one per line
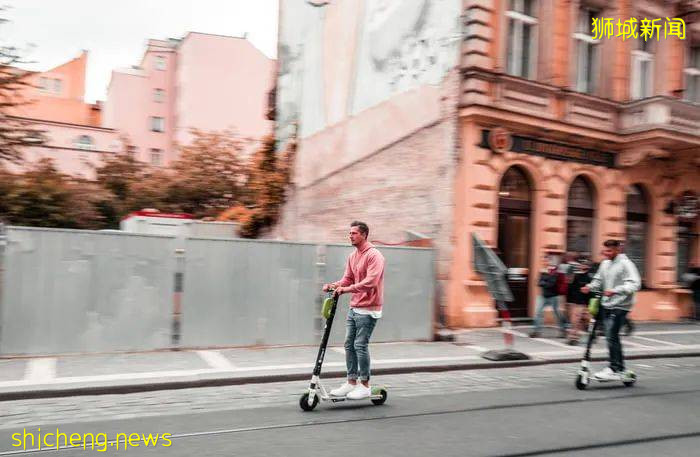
1,358,699,456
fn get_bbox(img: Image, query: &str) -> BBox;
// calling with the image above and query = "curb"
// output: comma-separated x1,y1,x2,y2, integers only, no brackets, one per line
2,351,700,402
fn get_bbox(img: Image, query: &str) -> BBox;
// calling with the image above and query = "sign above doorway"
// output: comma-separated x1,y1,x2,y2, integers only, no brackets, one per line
480,129,616,168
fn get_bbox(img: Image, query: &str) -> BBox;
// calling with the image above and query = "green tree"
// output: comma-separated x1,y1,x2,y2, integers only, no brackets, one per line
0,11,46,163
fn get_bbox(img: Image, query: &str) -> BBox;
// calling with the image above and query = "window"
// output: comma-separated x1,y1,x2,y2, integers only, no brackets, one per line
506,0,538,79
574,6,601,94
626,185,649,282
499,166,531,201
678,222,693,283
154,88,165,103
684,46,700,103
74,135,94,150
677,192,698,282
155,56,166,71
150,116,165,132
631,37,654,99
150,148,163,166
54,78,62,94
567,176,595,257
39,77,49,91
498,167,532,269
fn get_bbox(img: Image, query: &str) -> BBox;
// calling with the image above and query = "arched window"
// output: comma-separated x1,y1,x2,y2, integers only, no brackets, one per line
497,166,533,318
567,176,596,257
75,135,94,151
498,166,531,201
626,184,649,281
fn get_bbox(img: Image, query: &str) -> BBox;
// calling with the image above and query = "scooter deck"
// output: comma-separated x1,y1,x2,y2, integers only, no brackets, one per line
328,385,387,401
329,394,386,402
591,372,637,383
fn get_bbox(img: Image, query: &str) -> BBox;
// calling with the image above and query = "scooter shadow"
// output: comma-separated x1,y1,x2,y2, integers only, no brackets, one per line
304,402,393,413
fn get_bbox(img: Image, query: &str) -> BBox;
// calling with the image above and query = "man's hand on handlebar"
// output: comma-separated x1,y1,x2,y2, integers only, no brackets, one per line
334,287,348,297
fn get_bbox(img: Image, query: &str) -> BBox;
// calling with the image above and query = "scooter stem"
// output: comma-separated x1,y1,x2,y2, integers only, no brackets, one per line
313,291,338,377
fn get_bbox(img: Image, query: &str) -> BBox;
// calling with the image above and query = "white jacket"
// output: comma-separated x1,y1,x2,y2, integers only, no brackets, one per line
586,254,641,310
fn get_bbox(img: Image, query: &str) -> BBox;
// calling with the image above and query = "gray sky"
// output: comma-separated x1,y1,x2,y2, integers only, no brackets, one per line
2,0,279,103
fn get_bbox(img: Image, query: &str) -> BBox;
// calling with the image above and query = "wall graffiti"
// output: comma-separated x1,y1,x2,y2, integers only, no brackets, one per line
276,0,461,146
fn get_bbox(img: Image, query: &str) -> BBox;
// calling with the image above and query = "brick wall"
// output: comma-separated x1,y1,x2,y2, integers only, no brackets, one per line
274,70,462,324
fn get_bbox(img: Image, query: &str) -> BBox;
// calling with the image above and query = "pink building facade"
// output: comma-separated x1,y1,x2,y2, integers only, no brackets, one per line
5,51,122,178
103,33,274,166
5,120,122,179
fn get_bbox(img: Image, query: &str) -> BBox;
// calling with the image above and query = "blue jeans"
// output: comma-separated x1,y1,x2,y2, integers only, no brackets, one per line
533,295,568,332
345,309,378,382
603,308,628,372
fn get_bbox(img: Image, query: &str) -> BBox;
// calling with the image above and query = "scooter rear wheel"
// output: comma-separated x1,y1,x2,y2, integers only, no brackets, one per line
371,388,388,405
299,392,319,411
622,373,637,387
575,374,587,390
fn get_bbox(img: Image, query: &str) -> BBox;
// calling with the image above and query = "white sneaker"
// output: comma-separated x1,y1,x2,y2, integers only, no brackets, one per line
594,367,621,382
346,383,371,400
330,382,356,397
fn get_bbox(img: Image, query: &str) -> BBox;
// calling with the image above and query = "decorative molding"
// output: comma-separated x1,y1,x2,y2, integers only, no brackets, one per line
617,147,671,168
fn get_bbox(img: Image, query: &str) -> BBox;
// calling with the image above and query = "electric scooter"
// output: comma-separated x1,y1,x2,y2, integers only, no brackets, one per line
575,292,636,390
299,290,388,411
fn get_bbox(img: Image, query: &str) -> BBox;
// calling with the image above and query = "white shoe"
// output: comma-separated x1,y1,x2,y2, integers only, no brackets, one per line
346,383,371,400
593,367,621,382
330,382,356,397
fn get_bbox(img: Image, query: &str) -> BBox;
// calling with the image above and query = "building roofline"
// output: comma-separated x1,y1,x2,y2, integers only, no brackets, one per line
180,31,272,60
8,115,116,132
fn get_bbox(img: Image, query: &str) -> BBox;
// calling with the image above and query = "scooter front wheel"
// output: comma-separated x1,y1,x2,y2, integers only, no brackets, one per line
299,392,319,411
575,374,587,390
371,388,388,405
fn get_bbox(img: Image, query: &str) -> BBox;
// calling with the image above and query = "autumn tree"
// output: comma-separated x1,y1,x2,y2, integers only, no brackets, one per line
220,134,295,238
163,129,248,218
1,159,104,229
92,143,169,227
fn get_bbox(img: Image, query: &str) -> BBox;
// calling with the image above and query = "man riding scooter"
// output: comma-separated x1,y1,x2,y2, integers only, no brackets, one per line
581,239,641,381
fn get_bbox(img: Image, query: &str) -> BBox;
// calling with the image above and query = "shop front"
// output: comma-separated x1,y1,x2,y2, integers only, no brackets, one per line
448,120,699,328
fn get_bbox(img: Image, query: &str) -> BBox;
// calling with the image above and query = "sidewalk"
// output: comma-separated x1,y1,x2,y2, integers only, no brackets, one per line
1,321,699,401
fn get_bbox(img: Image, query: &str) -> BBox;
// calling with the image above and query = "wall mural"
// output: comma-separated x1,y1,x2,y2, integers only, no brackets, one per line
276,0,462,146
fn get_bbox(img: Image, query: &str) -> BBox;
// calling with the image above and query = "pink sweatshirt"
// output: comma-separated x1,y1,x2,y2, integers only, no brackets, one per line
332,241,385,311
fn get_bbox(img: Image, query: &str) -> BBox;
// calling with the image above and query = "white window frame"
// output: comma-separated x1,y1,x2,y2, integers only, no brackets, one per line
574,7,601,94
505,0,538,79
684,45,700,103
150,148,163,166
150,116,165,132
54,78,62,94
39,77,49,92
74,135,94,151
631,47,654,100
155,56,166,71
154,88,165,103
